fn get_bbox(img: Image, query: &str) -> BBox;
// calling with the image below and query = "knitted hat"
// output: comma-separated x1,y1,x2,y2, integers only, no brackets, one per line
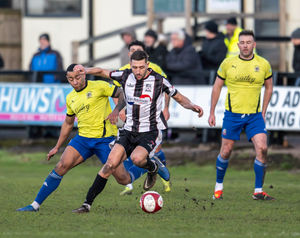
205,21,218,34
226,17,237,25
291,28,300,39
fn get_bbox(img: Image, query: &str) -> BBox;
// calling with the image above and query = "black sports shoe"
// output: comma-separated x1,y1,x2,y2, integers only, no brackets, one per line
252,192,275,201
72,203,90,213
143,162,158,190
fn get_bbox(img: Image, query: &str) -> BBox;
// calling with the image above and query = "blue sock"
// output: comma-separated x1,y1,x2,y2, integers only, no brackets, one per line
216,154,229,183
127,165,147,183
254,159,266,191
34,170,63,205
123,158,134,171
155,150,166,165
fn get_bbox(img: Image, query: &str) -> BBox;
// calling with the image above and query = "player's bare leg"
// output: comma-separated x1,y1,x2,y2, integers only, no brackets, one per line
213,138,235,200
251,133,274,200
72,144,127,213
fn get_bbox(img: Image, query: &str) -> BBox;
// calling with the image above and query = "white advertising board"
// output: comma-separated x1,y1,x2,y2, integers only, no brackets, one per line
168,86,300,131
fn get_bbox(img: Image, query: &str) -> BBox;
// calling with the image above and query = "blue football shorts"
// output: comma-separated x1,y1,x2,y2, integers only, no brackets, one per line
68,134,115,163
221,110,267,141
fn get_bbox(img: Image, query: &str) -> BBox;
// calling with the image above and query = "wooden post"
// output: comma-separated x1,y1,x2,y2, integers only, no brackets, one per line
157,18,164,34
72,41,79,64
147,0,154,29
279,0,287,84
185,0,192,36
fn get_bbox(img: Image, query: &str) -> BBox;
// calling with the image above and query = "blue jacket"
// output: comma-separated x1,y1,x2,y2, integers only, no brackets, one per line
30,46,63,83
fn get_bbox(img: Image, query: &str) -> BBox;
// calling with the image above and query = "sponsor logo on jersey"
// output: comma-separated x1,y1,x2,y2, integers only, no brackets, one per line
127,94,152,105
126,83,134,87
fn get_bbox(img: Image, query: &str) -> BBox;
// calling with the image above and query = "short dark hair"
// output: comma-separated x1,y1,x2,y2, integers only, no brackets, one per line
39,33,50,42
66,64,77,72
239,30,255,40
130,50,148,62
128,40,146,51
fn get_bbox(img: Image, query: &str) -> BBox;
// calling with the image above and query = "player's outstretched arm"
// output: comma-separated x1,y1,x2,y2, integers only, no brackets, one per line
47,115,75,160
172,91,203,118
261,77,273,120
163,93,170,121
208,77,224,127
106,88,126,124
74,64,112,79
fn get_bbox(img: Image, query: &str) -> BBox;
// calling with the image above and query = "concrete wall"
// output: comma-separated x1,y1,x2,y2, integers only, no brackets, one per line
21,0,299,71
22,0,89,70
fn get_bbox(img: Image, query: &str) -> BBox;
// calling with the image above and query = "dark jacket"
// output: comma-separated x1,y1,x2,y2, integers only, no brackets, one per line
166,37,203,85
30,46,63,83
146,44,168,72
199,33,227,70
293,45,300,72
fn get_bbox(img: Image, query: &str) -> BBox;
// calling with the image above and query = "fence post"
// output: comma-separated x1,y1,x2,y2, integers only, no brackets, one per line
72,41,80,64
185,0,192,36
147,0,154,29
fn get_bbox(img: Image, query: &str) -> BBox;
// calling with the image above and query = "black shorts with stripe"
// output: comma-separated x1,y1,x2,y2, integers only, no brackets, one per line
115,129,162,158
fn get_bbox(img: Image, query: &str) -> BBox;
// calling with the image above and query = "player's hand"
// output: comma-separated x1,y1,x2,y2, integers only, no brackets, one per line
107,109,119,125
73,64,86,75
208,114,216,127
163,107,170,121
47,147,58,161
119,109,126,122
262,110,266,122
193,105,203,118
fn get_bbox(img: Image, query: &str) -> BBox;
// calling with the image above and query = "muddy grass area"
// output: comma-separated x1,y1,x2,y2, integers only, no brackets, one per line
1,137,300,171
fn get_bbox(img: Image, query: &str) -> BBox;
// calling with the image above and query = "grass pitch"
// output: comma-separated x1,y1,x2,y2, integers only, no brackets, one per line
0,149,300,238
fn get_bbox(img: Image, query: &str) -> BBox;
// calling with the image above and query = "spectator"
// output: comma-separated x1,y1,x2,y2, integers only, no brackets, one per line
199,21,227,71
291,28,300,86
144,29,168,71
0,53,4,69
30,33,63,83
120,27,136,66
165,29,203,85
224,17,243,58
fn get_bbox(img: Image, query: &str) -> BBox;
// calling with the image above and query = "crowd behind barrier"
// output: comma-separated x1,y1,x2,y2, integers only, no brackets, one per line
1,70,300,86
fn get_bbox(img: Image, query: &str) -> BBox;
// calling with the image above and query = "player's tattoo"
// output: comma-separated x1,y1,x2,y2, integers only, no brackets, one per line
114,88,126,112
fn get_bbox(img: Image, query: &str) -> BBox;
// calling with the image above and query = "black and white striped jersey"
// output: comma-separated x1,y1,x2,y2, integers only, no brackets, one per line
110,68,177,132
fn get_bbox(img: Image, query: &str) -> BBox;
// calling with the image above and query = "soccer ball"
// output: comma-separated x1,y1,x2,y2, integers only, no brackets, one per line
140,191,163,213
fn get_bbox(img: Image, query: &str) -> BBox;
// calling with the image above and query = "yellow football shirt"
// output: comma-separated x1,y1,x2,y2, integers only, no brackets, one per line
112,62,167,86
217,55,272,114
66,80,118,138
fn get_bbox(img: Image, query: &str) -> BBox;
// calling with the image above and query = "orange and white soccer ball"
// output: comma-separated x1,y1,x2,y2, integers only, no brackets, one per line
140,191,163,213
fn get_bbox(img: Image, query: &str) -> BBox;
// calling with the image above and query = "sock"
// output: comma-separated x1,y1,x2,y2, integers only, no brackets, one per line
143,157,157,172
127,165,147,183
216,154,229,184
31,201,40,210
34,169,63,205
126,184,133,190
155,150,166,165
215,182,223,192
123,158,134,171
85,174,107,206
254,159,267,193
